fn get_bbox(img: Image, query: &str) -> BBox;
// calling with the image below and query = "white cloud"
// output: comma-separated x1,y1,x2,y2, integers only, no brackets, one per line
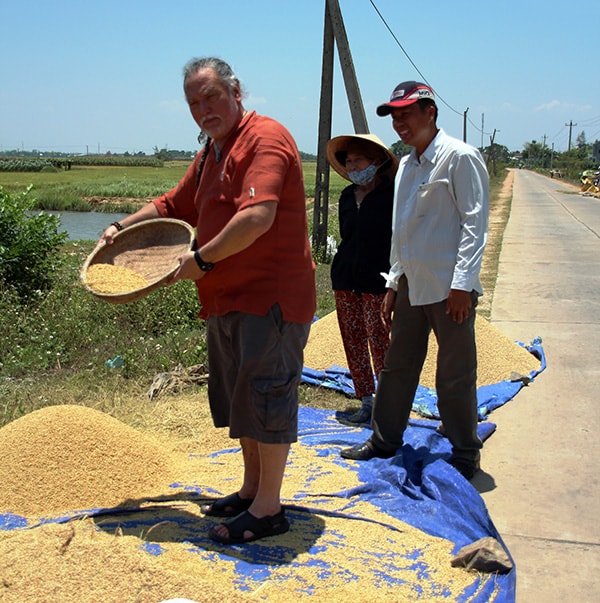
534,100,560,112
534,100,594,114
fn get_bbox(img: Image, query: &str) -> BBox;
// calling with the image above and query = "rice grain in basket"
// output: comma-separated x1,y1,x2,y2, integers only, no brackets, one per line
84,263,148,294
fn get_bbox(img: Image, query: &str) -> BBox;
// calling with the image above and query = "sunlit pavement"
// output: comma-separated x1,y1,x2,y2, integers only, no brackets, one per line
478,169,600,602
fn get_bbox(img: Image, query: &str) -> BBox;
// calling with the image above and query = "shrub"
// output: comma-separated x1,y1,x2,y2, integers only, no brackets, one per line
0,185,68,299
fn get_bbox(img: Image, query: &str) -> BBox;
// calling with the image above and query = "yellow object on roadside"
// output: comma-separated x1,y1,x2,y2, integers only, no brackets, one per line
85,263,148,294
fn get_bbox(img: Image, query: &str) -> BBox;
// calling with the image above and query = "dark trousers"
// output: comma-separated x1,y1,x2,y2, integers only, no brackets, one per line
371,276,482,463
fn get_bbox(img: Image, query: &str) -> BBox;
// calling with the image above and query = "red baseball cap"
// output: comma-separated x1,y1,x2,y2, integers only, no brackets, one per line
376,81,435,116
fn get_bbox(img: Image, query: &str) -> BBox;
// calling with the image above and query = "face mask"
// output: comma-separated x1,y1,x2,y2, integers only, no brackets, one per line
347,163,378,186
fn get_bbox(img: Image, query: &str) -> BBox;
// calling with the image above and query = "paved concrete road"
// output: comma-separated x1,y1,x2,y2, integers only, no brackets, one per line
475,169,600,602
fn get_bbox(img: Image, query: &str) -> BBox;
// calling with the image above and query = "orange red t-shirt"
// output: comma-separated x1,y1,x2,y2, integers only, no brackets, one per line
153,111,316,324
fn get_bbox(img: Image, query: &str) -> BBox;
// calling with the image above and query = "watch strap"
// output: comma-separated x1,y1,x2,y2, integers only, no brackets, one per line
193,250,214,272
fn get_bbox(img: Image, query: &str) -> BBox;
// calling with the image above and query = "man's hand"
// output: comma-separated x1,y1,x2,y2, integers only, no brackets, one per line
446,289,472,324
381,289,397,329
94,223,120,252
169,251,205,283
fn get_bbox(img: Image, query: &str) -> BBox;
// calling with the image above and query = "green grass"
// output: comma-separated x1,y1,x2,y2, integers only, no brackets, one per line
301,161,347,200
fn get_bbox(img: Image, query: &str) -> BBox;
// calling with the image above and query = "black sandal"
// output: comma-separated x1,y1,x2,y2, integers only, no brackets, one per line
208,509,289,544
200,492,254,517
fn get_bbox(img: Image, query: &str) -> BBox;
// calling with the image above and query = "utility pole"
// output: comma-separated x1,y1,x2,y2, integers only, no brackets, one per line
312,2,334,262
487,129,499,177
565,120,577,153
541,134,546,167
481,113,484,150
313,0,369,260
329,1,368,133
463,108,469,143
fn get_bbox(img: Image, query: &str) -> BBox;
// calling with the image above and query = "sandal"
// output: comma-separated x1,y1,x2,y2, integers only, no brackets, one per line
201,492,254,517
208,509,289,544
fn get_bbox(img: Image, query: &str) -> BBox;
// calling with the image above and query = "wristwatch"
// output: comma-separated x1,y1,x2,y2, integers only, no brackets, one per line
193,250,214,272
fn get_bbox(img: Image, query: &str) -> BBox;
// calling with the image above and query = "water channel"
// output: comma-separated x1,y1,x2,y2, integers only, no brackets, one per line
43,210,130,241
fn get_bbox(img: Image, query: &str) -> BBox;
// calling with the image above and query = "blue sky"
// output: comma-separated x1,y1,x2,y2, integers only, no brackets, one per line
1,0,599,156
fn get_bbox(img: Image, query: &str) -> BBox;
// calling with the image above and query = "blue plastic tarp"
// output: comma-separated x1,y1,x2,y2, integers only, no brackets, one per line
1,337,546,600
1,408,513,601
301,337,546,421
296,408,511,600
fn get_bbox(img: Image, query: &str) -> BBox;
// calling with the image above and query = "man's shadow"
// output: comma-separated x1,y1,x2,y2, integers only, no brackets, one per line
90,491,324,565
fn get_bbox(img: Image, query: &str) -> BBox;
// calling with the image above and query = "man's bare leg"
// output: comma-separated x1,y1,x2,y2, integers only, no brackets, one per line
210,437,290,540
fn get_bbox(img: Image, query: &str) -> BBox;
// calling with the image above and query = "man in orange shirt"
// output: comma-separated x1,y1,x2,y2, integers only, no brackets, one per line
98,57,316,544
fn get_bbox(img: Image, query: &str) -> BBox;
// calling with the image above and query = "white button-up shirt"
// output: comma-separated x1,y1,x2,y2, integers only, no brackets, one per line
385,129,489,305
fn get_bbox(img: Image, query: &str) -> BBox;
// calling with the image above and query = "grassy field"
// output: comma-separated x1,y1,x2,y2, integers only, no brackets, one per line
0,163,189,213
0,161,349,213
0,161,511,432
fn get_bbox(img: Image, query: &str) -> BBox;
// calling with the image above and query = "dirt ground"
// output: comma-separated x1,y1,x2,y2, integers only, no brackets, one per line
477,169,513,317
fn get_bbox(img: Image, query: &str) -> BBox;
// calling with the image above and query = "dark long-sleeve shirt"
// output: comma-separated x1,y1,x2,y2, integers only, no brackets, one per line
330,176,394,294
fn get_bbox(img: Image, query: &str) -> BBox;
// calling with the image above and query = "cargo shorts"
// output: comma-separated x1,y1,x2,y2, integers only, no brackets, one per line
206,303,311,444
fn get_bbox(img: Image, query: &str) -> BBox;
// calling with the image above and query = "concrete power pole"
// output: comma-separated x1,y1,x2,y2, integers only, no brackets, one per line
312,0,369,260
481,113,484,149
565,120,577,153
541,134,547,167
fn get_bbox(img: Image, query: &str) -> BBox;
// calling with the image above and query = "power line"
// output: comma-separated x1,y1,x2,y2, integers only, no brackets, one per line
368,1,459,116
577,114,600,127
368,0,489,140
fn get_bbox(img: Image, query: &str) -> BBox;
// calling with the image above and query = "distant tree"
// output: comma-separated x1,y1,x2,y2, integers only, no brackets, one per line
522,140,544,161
576,131,587,151
390,140,411,158
153,146,170,161
483,143,510,162
593,140,600,164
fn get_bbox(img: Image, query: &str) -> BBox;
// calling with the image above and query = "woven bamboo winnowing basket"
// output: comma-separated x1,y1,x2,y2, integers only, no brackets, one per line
80,218,195,304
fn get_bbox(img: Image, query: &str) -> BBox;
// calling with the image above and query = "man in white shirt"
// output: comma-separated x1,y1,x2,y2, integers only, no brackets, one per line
341,81,489,479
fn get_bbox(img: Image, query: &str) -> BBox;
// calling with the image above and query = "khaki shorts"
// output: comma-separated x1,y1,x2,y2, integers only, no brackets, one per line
206,304,310,444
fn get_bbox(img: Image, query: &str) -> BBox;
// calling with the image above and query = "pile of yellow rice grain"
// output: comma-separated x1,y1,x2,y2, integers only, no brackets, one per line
304,311,540,389
0,404,489,602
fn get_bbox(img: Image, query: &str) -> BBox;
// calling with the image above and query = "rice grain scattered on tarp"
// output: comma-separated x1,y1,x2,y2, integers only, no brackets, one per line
0,412,488,602
0,404,494,602
0,519,236,603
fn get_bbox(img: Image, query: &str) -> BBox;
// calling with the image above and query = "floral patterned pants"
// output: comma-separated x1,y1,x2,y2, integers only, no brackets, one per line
334,290,391,399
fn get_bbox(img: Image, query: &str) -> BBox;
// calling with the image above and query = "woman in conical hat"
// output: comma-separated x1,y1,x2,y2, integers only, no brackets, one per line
326,133,397,424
